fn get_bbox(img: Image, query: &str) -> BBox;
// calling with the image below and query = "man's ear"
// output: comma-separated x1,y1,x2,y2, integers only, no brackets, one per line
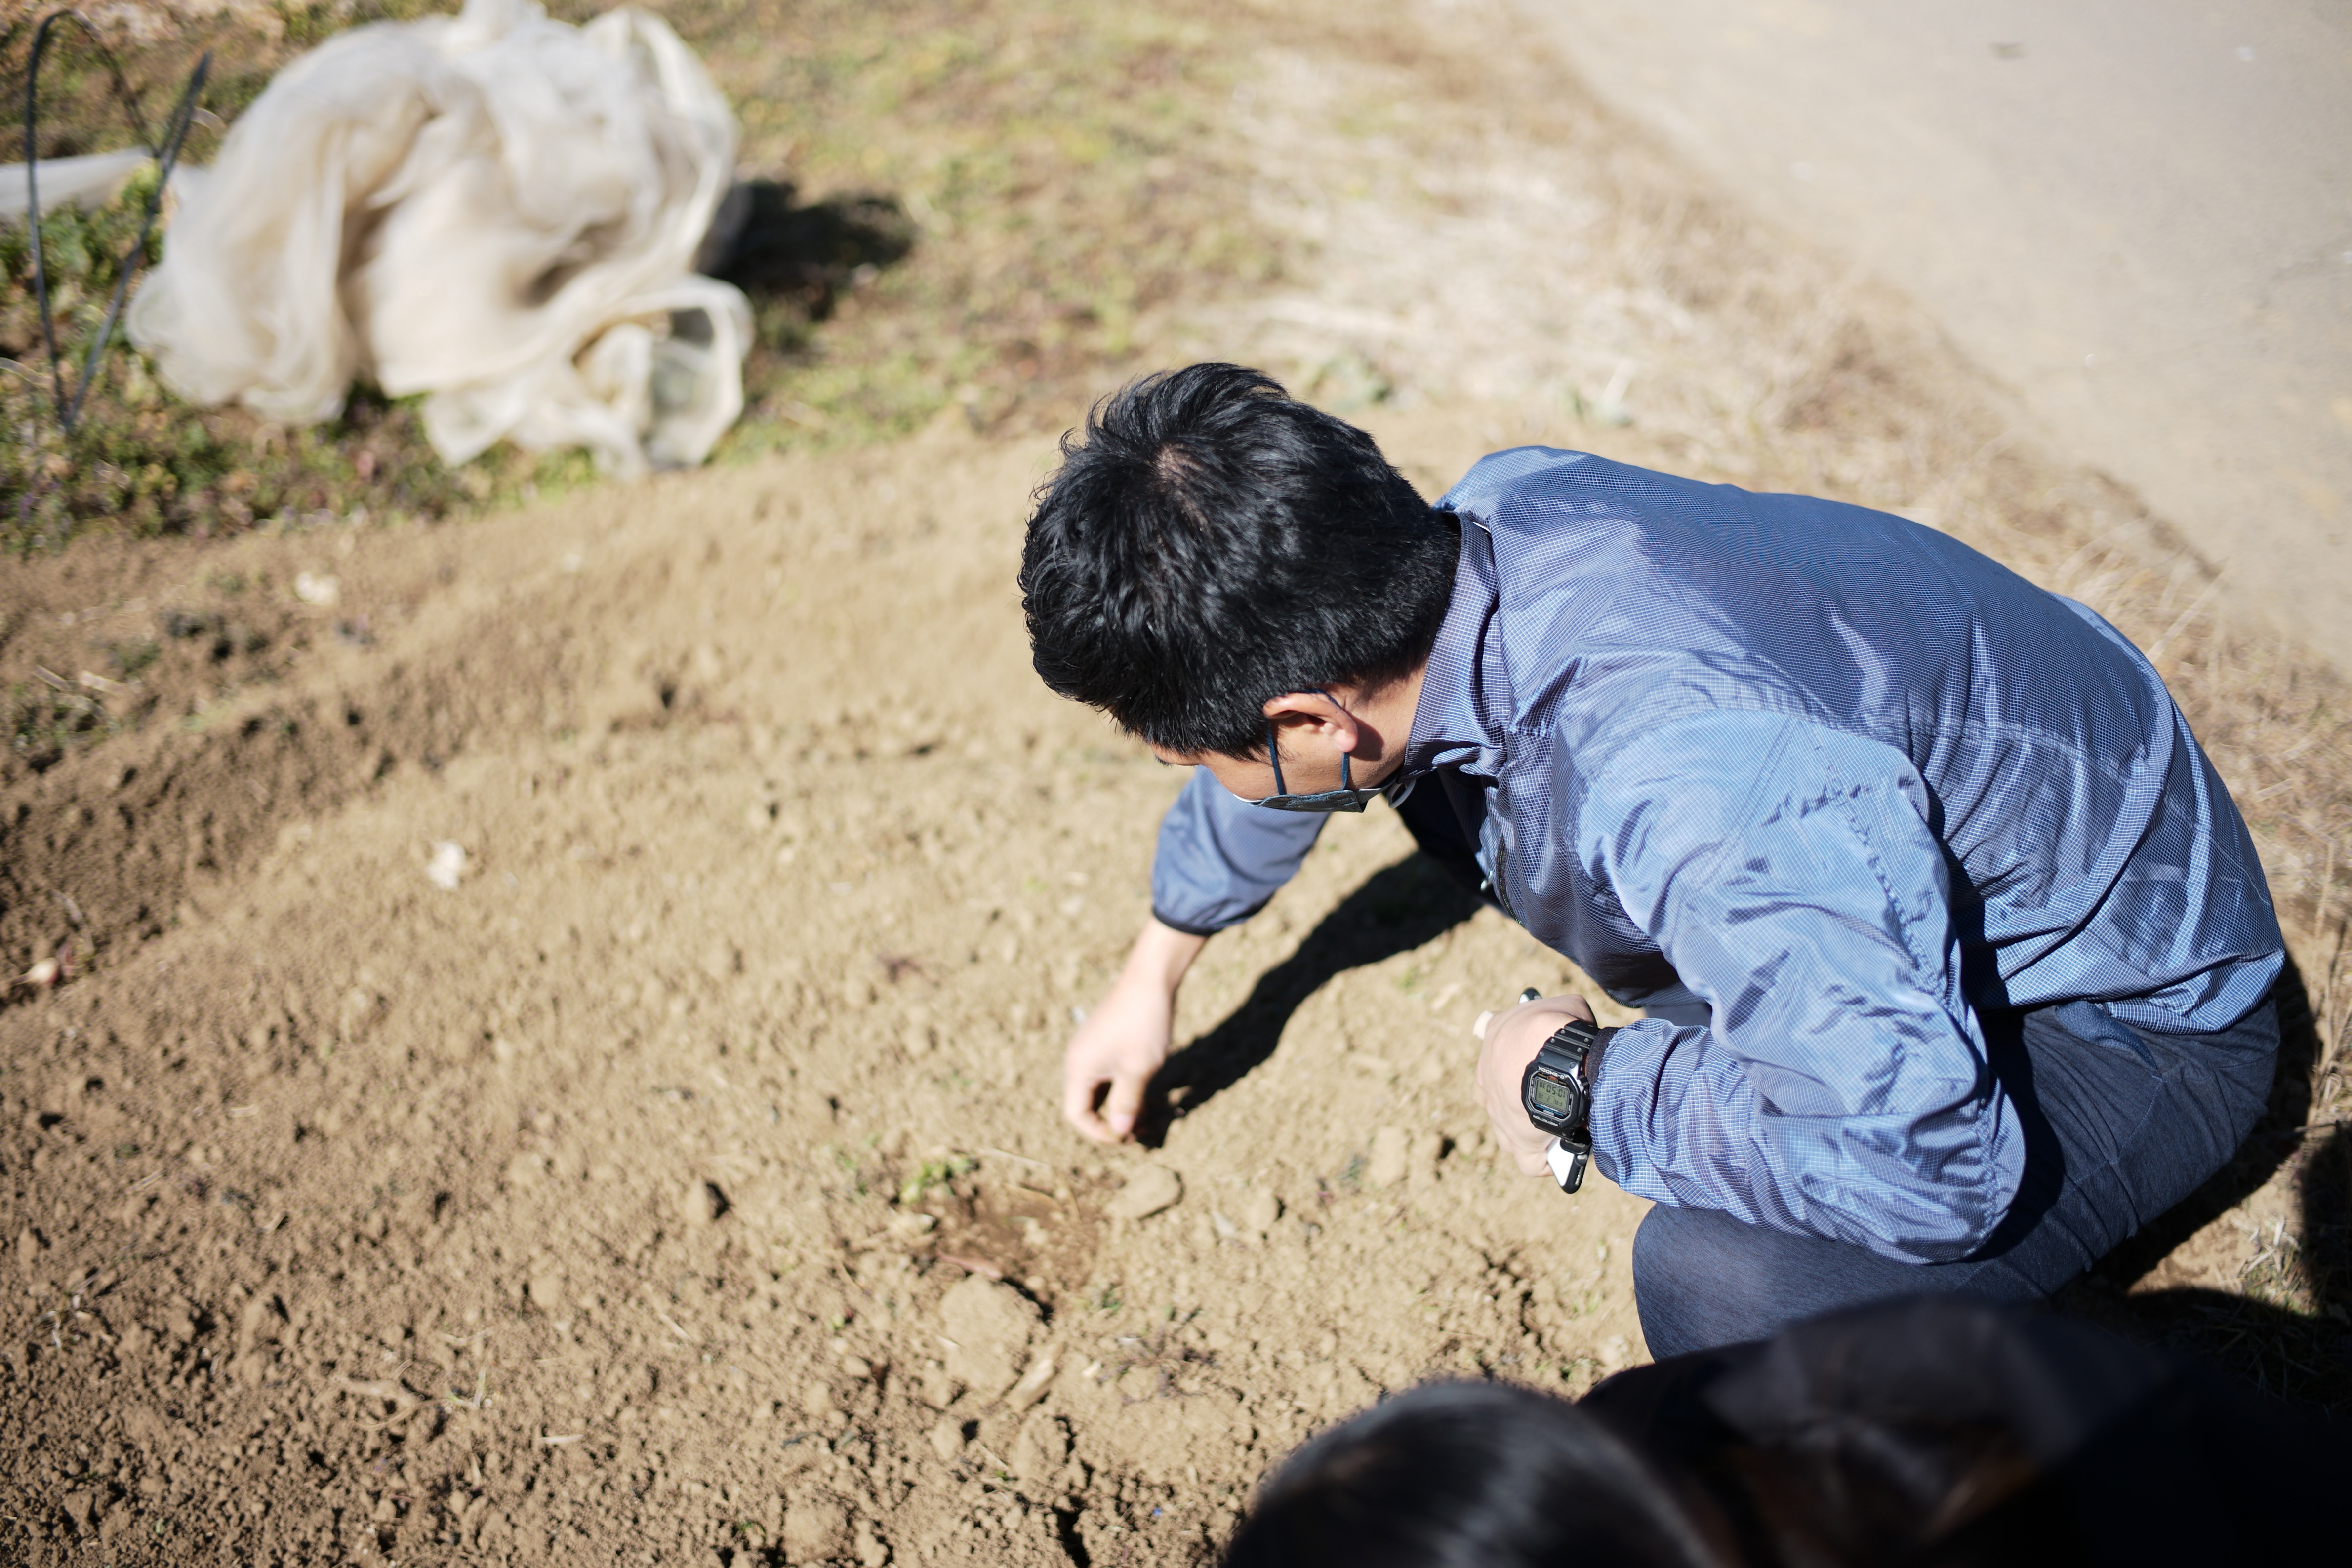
1259,690,1363,753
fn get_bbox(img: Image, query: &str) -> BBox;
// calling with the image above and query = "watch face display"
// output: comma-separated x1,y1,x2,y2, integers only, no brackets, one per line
1529,1075,1573,1117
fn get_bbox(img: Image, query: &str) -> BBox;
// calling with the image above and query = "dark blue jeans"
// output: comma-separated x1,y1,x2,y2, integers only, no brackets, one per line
1629,993,2280,1359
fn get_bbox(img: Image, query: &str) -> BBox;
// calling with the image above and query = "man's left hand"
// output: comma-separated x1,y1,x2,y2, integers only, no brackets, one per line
1473,992,1597,1177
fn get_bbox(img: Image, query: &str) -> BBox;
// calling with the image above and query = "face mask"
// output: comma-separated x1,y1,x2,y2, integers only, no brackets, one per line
1251,716,1412,813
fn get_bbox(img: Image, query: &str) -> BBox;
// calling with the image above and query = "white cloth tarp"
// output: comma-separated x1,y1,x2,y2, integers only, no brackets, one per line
125,0,751,476
0,149,153,222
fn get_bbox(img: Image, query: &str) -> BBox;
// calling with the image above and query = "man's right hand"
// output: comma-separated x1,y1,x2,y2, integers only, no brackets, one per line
1474,991,1598,1177
1061,917,1207,1143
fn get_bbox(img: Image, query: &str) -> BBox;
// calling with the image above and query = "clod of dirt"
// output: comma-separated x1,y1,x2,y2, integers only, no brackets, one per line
1240,1187,1283,1238
14,1225,44,1270
927,1415,966,1461
527,1268,564,1314
782,1491,849,1564
853,1517,892,1568
1409,1130,1445,1188
1102,1163,1183,1220
937,1274,1038,1399
235,1291,283,1353
1367,1127,1410,1188
1011,1410,1071,1481
682,1178,728,1225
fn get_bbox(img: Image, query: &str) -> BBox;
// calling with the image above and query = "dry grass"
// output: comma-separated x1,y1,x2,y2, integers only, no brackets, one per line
662,0,1269,445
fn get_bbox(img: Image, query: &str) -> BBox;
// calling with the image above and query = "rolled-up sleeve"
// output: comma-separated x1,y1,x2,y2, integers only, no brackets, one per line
1149,767,1329,936
1582,712,2026,1263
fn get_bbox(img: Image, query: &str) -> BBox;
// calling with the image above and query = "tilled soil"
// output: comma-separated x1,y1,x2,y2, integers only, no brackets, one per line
0,422,1653,1567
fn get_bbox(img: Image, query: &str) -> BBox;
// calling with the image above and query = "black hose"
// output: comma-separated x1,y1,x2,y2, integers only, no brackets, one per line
17,8,211,435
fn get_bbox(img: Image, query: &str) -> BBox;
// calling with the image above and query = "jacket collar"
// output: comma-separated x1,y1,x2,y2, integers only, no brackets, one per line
1401,515,1512,779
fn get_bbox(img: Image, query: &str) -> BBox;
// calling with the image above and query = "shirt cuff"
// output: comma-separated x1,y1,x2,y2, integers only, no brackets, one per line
1149,903,1259,939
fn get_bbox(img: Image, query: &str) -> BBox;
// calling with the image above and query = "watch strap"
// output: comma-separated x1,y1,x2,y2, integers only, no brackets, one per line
1530,1018,1615,1131
1585,1025,1616,1090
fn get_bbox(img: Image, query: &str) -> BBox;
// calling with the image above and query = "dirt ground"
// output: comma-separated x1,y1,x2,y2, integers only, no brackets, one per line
3,1,2349,1565
0,417,1663,1568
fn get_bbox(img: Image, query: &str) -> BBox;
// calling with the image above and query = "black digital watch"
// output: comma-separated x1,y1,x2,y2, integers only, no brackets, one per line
1518,1005,1613,1194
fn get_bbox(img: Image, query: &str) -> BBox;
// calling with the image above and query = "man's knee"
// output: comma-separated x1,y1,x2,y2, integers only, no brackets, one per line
1629,1204,1700,1302
1630,1205,1778,1360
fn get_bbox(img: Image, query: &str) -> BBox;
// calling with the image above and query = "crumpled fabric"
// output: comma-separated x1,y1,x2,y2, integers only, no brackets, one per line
126,0,751,476
0,150,152,222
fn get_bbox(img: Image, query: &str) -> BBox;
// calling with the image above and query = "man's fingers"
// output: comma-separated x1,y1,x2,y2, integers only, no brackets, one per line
1060,1061,1154,1144
1101,1068,1149,1139
1062,1068,1119,1144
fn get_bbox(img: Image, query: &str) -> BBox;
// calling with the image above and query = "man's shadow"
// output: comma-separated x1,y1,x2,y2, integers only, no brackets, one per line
1135,852,1484,1144
2057,951,2352,1409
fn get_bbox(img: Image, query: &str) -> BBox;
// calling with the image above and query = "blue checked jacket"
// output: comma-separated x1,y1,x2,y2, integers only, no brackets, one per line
1149,450,2281,1264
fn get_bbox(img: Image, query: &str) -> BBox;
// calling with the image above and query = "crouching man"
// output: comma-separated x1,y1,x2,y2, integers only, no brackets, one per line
1018,364,2283,1357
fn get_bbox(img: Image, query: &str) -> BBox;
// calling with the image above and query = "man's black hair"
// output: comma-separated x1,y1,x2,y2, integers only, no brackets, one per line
1221,1380,1720,1568
1019,363,1458,757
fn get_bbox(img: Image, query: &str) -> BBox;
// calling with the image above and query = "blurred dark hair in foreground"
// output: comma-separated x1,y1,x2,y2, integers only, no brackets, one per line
1223,1297,2348,1568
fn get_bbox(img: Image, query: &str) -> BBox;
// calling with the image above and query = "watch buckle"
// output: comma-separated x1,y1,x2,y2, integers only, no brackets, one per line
1543,1135,1589,1195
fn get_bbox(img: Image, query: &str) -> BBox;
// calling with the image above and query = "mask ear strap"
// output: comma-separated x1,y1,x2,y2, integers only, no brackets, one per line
1265,719,1289,795
1306,690,1355,794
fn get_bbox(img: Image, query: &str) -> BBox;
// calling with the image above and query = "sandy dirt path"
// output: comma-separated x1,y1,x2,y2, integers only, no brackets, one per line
1510,0,2352,670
